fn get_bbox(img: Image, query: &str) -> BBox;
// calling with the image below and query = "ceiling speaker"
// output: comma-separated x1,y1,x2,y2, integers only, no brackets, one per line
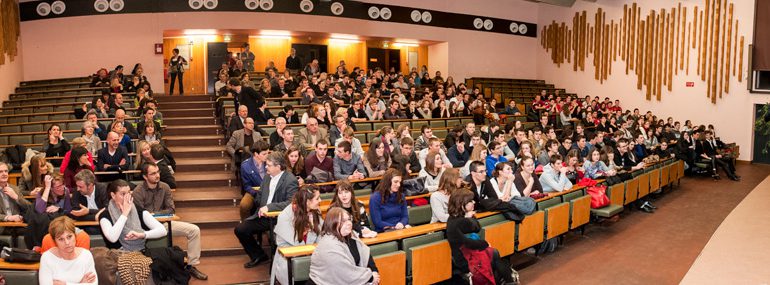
189,0,203,10
94,0,108,12
367,6,379,19
473,18,483,29
51,1,65,15
331,2,343,15
300,0,313,13
109,0,124,12
483,19,493,30
36,2,51,16
509,22,519,33
244,0,258,10
204,0,217,9
421,11,431,23
518,24,528,34
410,10,421,22
259,0,273,11
380,7,391,20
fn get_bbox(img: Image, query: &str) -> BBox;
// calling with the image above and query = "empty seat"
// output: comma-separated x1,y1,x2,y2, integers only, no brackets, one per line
0,136,8,146
429,120,444,128
9,135,31,146
0,125,20,133
369,240,398,257
355,123,373,132
537,198,570,240
433,129,447,140
407,205,432,226
291,256,312,282
373,122,391,131
33,134,47,144
562,190,591,230
0,270,38,285
402,231,444,275
21,124,43,133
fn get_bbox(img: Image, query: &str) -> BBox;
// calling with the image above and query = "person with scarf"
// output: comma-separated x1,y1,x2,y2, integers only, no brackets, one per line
98,180,167,251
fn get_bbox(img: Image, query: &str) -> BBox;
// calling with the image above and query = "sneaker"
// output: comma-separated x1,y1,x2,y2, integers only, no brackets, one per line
525,248,536,255
547,239,558,253
187,266,208,280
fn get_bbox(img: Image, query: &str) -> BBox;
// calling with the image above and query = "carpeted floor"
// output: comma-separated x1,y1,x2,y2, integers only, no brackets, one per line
518,163,770,285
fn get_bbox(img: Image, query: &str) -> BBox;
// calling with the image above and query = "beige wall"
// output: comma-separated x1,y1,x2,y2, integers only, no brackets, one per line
0,41,23,103
536,0,765,161
19,0,541,93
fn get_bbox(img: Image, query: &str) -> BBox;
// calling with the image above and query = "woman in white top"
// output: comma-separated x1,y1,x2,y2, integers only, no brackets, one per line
430,168,464,223
490,162,519,202
39,216,97,285
419,150,445,192
460,144,488,179
98,180,167,251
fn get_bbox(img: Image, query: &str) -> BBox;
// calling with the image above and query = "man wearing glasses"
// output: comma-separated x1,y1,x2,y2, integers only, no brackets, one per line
614,138,655,213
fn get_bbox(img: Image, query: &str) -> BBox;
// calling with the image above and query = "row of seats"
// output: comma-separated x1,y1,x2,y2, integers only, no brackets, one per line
14,82,93,93
5,92,137,107
17,76,90,87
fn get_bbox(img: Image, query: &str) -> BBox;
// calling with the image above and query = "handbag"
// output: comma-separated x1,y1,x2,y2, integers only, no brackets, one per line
1,247,41,263
586,185,610,209
459,246,496,285
402,176,428,196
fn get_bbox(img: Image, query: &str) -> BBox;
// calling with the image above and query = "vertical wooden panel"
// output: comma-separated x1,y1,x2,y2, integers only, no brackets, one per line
622,4,628,61
711,0,721,103
739,36,744,82
680,6,687,71
675,4,681,75
687,22,692,75
630,3,638,70
733,21,739,76
697,11,703,75
718,0,727,99
702,0,711,82
657,10,664,99
693,7,699,48
637,20,645,90
646,12,653,99
573,13,580,71
668,9,675,91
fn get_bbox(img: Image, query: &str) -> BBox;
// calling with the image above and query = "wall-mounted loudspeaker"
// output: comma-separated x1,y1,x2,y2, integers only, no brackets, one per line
259,0,273,11
204,0,217,9
421,11,431,23
189,0,203,10
36,2,51,16
367,6,379,19
380,7,391,20
518,24,528,34
51,1,65,15
245,0,258,10
94,0,109,12
331,2,344,15
410,10,421,22
483,19,493,30
110,0,124,12
509,22,519,33
300,0,313,13
473,18,483,29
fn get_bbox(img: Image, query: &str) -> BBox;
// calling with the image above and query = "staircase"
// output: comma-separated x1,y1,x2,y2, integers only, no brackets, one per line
156,95,259,283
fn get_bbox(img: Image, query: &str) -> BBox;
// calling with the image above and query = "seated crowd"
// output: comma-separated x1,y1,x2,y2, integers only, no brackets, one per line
217,57,738,284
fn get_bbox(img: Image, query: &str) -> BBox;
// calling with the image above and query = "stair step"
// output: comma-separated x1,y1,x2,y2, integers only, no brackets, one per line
173,226,245,257
164,135,224,147
167,145,226,158
175,171,235,188
175,205,240,225
163,116,218,126
163,108,215,117
175,157,231,172
164,125,221,136
155,95,213,102
174,187,240,201
158,101,215,109
185,255,267,283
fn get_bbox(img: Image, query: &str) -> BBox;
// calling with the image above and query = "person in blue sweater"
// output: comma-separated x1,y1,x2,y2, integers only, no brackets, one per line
369,169,410,232
239,141,269,220
485,141,508,177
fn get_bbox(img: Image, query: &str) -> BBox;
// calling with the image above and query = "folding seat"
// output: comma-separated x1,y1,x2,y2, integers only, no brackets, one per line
407,205,432,226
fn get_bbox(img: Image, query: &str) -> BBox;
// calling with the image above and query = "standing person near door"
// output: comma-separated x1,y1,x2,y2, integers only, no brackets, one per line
168,48,188,95
240,43,256,72
285,48,302,76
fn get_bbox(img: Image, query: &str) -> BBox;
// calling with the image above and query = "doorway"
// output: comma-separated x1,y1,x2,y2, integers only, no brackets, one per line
753,104,770,164
206,42,228,94
291,44,328,73
367,48,401,73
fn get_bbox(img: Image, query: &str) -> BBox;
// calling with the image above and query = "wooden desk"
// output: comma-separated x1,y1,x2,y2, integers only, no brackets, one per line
0,258,39,271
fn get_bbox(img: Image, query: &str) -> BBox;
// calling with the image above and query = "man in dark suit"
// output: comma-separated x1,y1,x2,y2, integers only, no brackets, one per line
96,132,129,183
234,152,298,268
151,143,177,189
229,78,264,121
69,170,109,233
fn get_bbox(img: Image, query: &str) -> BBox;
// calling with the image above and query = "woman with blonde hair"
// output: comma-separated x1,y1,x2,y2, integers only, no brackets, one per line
19,155,54,196
134,140,153,169
460,144,488,179
395,124,411,140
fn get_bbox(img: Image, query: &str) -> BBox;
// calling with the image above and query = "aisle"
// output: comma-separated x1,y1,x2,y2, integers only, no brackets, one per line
519,163,770,285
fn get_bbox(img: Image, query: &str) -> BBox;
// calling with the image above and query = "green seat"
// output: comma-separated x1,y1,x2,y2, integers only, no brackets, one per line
145,236,169,249
0,270,38,285
21,124,43,133
408,205,432,226
369,241,398,257
0,126,20,133
354,133,367,144
0,136,8,146
536,197,562,210
90,234,106,248
291,255,312,282
430,120,444,128
63,132,79,141
373,122,392,131
402,231,444,275
478,213,507,227
433,129,447,140
50,114,71,121
319,192,334,200
7,116,26,123
354,188,371,197
590,204,624,217
411,120,428,128
9,135,31,145
460,118,473,125
356,123,373,132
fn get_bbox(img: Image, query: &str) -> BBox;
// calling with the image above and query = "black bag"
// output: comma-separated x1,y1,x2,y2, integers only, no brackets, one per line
1,247,41,263
402,176,428,196
3,145,26,172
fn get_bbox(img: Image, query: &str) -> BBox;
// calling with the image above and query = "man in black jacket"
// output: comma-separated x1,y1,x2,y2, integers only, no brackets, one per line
70,170,109,233
613,138,656,213
229,78,263,120
151,143,177,189
396,137,421,174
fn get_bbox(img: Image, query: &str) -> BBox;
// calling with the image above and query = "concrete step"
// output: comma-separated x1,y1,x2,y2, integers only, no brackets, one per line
159,101,215,110
175,205,240,225
164,135,224,147
173,226,246,257
163,108,215,117
175,171,235,188
164,125,221,136
164,116,218,126
175,157,231,172
155,95,213,103
186,255,268,284
167,145,227,158
174,186,241,207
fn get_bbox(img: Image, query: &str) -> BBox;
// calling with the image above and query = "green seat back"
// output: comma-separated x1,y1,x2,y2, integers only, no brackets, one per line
292,255,312,282
537,197,562,210
369,241,398,257
478,214,507,227
145,236,168,249
0,270,38,285
562,190,584,202
430,120,444,128
356,123,373,132
408,205,432,226
373,122,392,132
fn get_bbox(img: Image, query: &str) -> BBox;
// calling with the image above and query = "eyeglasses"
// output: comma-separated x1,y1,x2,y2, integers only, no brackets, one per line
474,169,487,173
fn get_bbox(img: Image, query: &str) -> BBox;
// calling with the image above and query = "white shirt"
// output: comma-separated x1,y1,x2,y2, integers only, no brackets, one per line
38,249,98,285
85,187,98,210
267,171,285,204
